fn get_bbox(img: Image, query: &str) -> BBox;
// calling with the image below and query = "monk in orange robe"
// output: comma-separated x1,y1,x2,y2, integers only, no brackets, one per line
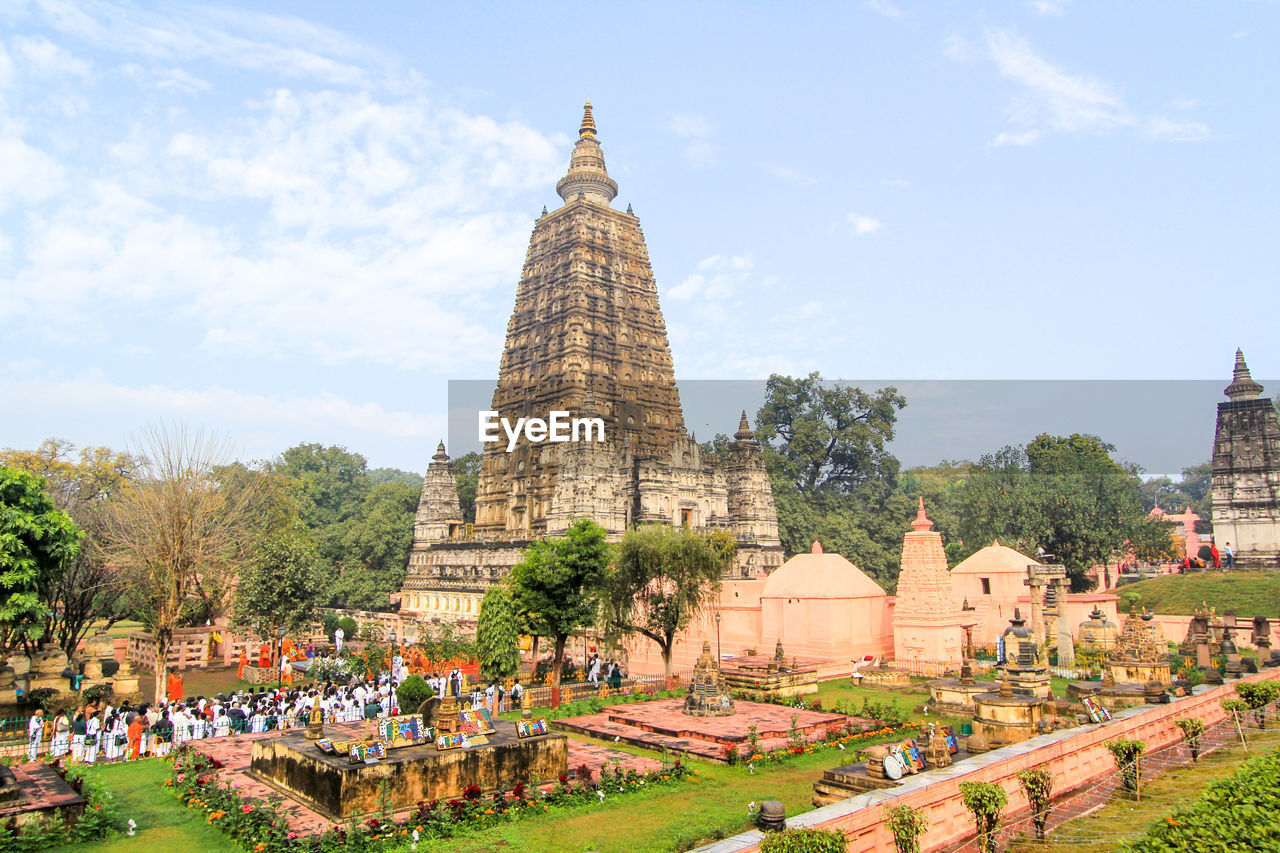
166,670,183,702
126,714,145,760
258,643,270,668
238,650,249,679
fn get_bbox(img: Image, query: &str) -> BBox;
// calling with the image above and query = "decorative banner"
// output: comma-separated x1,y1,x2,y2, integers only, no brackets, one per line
381,715,431,748
348,742,368,763
316,738,336,754
460,708,497,734
436,732,466,750
516,718,549,738
940,725,959,754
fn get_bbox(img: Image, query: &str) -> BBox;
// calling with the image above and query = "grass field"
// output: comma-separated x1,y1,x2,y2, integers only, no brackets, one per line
1117,571,1280,616
51,760,237,853
1005,730,1280,852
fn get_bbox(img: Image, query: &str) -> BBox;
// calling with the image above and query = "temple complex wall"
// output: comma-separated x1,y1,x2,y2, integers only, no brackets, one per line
692,669,1280,853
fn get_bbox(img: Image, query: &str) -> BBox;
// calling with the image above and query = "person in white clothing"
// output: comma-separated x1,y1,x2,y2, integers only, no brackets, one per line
26,709,44,762
50,711,70,757
334,626,344,653
83,712,102,764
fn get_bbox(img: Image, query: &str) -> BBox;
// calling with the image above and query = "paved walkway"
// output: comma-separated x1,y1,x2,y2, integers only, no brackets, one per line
553,699,874,761
187,722,661,835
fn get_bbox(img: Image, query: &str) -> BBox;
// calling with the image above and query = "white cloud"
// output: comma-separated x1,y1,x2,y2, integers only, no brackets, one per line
0,14,564,373
975,28,1210,145
763,162,817,185
847,213,883,236
668,113,715,169
864,0,901,19
1029,0,1068,16
11,35,92,77
942,34,975,61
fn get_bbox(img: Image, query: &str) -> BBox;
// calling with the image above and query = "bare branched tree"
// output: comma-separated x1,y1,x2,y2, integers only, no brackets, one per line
98,424,257,704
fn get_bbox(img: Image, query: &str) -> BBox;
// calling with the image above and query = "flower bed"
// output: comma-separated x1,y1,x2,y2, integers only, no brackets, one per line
723,718,915,767
167,744,692,849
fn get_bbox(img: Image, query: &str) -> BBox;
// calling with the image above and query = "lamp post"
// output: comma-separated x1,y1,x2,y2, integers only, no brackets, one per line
276,627,287,692
715,611,722,669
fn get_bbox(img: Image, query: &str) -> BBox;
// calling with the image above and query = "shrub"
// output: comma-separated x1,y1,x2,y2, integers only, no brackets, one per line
81,682,114,705
1124,744,1280,851
1104,738,1146,792
396,673,434,713
337,616,358,638
959,781,1008,853
320,611,340,637
759,827,846,853
886,804,927,853
1235,681,1280,729
24,687,60,709
1175,717,1206,761
1017,767,1053,840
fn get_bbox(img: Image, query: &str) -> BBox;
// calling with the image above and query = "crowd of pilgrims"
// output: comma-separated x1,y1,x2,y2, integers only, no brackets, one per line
26,666,523,763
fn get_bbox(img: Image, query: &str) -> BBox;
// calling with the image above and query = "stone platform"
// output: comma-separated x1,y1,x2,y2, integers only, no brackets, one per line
193,724,657,835
249,719,567,820
553,699,872,762
0,762,86,829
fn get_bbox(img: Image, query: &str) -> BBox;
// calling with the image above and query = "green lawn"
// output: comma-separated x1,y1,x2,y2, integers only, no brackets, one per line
1118,571,1280,616
1006,729,1280,852
50,759,238,853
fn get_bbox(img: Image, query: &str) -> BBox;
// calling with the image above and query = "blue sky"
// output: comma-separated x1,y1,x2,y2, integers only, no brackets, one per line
1,0,1276,473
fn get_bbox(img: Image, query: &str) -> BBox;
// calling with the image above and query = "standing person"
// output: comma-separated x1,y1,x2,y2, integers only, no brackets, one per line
1210,541,1221,569
1225,542,1235,569
26,708,45,763
70,712,87,762
484,680,496,712
83,711,102,764
126,712,145,760
238,649,249,680
587,654,601,685
609,661,623,691
167,668,184,703
510,679,524,711
334,625,345,654
50,710,70,758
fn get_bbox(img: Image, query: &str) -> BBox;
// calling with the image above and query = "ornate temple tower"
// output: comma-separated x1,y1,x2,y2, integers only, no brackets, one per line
892,499,966,667
411,441,463,544
1210,349,1280,568
399,104,783,621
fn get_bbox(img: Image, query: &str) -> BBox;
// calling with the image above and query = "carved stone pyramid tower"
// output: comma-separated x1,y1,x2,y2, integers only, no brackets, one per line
892,499,965,667
399,104,783,621
1210,349,1280,568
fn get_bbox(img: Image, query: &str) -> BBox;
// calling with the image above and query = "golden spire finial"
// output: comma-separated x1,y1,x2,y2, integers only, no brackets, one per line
579,100,597,138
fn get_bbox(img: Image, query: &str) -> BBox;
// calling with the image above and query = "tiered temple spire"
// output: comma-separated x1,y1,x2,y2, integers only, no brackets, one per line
556,100,618,205
1225,348,1264,401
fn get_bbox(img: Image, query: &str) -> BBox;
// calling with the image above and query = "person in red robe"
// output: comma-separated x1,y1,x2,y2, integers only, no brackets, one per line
258,643,270,668
238,649,249,679
126,715,144,760
1210,542,1221,568
166,670,183,702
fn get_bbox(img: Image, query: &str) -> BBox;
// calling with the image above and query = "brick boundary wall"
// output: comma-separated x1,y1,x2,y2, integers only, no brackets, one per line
693,669,1280,853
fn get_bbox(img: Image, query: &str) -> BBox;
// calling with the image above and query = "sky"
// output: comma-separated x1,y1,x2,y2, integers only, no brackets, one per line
1,0,1277,474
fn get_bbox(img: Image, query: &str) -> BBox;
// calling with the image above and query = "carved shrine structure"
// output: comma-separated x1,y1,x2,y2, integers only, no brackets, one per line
398,104,783,620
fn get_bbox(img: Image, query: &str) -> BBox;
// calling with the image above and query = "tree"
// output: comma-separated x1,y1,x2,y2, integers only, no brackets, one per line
274,443,370,569
453,451,481,524
0,466,83,654
509,518,611,707
0,439,139,656
334,481,417,610
233,531,324,641
605,525,735,683
755,371,905,494
98,425,258,704
956,435,1173,590
476,585,520,683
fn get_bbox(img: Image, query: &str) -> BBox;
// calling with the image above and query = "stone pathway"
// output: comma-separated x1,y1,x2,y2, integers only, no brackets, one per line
186,723,662,835
553,699,875,761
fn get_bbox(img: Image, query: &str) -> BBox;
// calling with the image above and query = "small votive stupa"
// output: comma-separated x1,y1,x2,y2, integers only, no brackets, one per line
684,640,735,717
970,610,1054,748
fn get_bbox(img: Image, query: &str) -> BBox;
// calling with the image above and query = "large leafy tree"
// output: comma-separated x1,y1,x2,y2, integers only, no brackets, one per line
0,439,139,655
275,443,371,569
510,518,611,706
98,425,259,704
233,531,324,640
956,434,1175,589
605,526,736,683
475,585,521,683
453,451,481,524
0,466,83,654
755,371,905,495
335,481,418,610
754,372,909,585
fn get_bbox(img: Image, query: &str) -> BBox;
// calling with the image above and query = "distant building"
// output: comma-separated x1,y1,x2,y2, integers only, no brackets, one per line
1210,349,1280,568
